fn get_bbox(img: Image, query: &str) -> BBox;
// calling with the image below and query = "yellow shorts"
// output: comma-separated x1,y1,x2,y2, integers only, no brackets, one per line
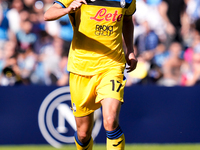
69,69,126,117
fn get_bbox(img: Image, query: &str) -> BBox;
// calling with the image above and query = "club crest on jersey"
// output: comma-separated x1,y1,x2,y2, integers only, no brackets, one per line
120,0,126,8
72,103,76,112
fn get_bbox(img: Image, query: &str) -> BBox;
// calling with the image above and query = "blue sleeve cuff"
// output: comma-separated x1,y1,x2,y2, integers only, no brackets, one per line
54,1,66,8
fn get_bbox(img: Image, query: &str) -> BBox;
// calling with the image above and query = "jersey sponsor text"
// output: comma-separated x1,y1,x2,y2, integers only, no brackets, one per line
90,8,123,22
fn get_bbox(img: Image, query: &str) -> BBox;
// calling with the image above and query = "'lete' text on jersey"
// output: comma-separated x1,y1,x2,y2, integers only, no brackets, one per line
55,0,136,75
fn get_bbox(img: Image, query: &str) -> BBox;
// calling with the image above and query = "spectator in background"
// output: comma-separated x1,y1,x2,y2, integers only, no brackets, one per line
15,17,37,83
0,40,16,73
43,36,64,85
134,0,166,42
16,44,37,85
31,36,64,85
6,0,24,34
159,0,186,48
16,19,37,52
31,0,46,32
158,42,184,86
0,40,22,86
135,20,159,55
181,18,200,86
147,43,167,84
34,30,53,55
152,43,168,68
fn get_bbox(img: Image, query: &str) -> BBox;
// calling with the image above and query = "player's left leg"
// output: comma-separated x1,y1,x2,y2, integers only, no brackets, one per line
101,98,125,150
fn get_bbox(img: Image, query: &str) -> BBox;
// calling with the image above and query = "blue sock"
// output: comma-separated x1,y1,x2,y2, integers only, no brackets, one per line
106,126,123,139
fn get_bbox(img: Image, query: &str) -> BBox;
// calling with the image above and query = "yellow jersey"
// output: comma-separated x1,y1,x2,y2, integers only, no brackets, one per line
55,0,136,75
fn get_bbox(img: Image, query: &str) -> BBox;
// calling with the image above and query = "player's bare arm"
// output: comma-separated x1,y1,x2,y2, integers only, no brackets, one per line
123,15,138,73
44,0,87,21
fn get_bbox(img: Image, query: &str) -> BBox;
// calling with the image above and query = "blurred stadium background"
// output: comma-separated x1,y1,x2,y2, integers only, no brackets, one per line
1,0,200,149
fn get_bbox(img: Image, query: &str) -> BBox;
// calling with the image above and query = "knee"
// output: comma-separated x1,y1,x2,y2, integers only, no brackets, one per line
76,131,91,143
103,114,118,131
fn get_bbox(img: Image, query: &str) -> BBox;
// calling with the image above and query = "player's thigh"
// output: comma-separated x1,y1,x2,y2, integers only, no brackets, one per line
101,97,121,130
101,97,121,119
96,69,126,103
69,73,101,117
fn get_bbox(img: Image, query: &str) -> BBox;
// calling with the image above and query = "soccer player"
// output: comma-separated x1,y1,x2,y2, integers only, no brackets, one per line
44,0,137,149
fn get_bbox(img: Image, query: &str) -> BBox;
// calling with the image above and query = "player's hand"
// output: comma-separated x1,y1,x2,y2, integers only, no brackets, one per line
125,51,138,73
68,0,87,12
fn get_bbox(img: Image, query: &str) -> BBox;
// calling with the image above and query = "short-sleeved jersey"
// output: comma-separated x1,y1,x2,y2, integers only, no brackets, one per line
55,0,136,75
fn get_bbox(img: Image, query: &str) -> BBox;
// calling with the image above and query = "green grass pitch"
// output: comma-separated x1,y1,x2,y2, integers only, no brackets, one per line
1,144,200,150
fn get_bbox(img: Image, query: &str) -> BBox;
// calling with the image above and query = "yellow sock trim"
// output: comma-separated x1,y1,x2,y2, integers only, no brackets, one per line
74,137,93,150
107,134,125,150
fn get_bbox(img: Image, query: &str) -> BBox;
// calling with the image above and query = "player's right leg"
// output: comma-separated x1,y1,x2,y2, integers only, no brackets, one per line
74,113,94,150
69,72,101,150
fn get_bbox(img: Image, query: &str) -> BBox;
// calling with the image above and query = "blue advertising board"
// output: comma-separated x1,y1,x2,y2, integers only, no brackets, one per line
0,85,200,147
